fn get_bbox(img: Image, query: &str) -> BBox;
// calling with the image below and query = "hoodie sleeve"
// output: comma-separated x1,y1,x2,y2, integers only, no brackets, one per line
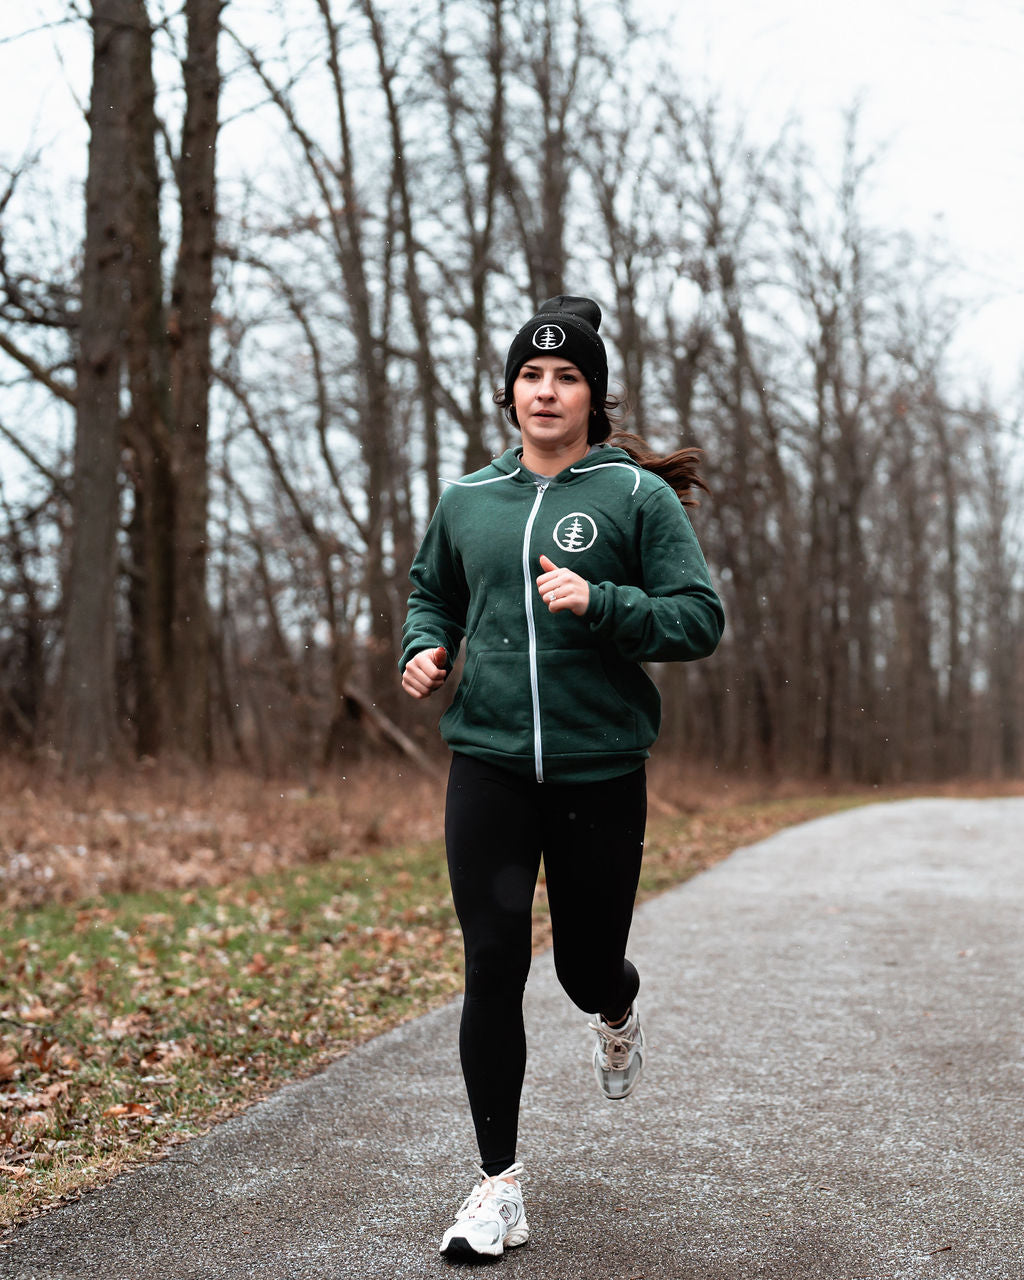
399,498,469,672
584,485,724,663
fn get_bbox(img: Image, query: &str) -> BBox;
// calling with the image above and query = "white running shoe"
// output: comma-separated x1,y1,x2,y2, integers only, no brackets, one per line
589,1002,645,1100
439,1162,529,1260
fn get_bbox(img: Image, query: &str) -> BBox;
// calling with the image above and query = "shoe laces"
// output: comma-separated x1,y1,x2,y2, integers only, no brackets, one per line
589,1014,638,1065
456,1162,524,1220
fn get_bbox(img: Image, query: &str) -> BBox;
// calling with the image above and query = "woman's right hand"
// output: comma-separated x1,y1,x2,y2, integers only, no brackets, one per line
401,646,449,699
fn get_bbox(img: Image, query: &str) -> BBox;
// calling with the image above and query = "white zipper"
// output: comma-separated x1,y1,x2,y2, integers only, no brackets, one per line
522,483,548,782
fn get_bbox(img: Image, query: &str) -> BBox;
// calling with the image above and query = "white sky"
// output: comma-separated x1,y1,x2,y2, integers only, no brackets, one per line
2,0,1023,398
653,0,1024,398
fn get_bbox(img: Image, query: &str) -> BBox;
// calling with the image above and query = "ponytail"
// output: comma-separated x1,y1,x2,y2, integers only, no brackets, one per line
604,430,709,508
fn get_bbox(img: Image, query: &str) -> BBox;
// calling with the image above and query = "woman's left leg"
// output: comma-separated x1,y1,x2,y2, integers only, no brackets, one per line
445,754,543,1175
539,765,647,1019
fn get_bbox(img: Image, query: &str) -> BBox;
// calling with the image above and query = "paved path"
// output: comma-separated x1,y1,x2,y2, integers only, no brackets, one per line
2,798,1022,1279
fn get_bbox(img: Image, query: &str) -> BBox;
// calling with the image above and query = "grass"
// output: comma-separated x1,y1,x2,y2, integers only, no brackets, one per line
0,836,464,1233
1,761,1019,1237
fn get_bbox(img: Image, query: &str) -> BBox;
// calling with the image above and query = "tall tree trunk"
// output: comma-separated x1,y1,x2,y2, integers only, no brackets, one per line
315,0,396,713
167,0,221,761
503,0,580,300
430,0,508,475
124,0,175,758
61,0,137,774
362,0,440,516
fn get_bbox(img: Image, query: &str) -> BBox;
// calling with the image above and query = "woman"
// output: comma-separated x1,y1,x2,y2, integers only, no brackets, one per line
400,295,723,1261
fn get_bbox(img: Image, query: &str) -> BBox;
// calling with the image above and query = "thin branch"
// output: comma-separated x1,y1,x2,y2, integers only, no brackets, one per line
0,414,70,500
0,332,77,405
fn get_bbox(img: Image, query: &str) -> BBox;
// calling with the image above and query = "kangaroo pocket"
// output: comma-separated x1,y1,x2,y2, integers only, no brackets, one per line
537,649,658,757
440,649,535,756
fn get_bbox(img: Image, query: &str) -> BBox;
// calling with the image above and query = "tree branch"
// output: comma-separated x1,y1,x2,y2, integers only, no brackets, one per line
0,331,77,405
0,414,70,500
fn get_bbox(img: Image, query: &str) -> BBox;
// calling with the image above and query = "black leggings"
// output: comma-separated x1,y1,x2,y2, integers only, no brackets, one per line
445,753,647,1174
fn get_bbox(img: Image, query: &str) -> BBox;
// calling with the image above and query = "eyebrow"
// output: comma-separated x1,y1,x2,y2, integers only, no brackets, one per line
520,362,581,373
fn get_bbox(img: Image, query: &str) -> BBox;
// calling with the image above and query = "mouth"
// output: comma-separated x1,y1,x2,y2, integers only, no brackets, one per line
532,410,559,419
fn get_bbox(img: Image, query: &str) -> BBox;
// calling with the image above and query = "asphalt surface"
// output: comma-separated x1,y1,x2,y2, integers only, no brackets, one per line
2,796,1022,1280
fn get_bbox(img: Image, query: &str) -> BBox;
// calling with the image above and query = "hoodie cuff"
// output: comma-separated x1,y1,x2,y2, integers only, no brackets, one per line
584,581,613,632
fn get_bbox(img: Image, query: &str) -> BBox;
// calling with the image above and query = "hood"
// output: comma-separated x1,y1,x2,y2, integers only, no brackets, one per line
488,444,641,490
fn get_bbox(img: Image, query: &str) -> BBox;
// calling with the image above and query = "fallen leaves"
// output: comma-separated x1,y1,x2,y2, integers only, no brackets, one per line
103,1104,153,1119
0,833,463,1232
0,763,444,910
18,1003,54,1024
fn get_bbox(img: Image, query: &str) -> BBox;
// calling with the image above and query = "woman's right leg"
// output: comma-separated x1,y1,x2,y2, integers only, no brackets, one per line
445,754,542,1176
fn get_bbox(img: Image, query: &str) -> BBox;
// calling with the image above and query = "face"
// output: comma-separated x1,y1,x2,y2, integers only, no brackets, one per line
512,356,592,462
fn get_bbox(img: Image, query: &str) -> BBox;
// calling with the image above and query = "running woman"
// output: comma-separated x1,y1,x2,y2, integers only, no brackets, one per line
400,295,724,1261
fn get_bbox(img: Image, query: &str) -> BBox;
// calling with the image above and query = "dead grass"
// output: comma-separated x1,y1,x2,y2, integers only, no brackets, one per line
3,755,1017,911
0,760,443,909
646,757,1024,813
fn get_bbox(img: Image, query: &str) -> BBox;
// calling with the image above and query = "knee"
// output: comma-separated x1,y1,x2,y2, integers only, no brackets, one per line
553,962,606,1014
464,939,531,1000
554,956,638,1016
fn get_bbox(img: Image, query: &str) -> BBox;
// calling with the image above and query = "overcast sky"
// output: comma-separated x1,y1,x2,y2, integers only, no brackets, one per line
3,0,1023,397
649,0,1024,397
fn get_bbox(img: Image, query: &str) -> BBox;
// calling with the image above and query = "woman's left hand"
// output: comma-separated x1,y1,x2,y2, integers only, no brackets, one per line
537,553,590,617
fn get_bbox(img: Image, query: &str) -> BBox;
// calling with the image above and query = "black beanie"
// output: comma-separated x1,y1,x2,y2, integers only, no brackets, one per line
503,295,608,408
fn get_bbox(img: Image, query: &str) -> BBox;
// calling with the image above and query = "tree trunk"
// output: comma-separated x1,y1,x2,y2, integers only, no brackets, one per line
61,0,137,774
167,0,221,761
124,0,175,758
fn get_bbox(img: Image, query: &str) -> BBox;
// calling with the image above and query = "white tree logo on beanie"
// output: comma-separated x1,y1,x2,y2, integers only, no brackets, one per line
553,512,598,552
533,324,566,350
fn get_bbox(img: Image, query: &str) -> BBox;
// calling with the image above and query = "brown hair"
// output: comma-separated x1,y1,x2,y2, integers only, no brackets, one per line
493,387,709,508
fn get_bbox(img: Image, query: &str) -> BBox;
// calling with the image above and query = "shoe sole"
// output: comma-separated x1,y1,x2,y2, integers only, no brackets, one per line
440,1226,529,1262
596,1077,642,1100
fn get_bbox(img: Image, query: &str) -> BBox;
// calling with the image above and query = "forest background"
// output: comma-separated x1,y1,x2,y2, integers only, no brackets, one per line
0,0,1022,783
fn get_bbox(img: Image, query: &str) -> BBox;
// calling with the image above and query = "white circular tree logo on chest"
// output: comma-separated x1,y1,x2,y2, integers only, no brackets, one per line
552,512,598,552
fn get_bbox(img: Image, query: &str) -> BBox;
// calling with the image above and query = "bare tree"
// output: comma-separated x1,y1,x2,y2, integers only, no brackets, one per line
166,0,222,761
61,0,140,773
123,0,175,759
426,0,511,473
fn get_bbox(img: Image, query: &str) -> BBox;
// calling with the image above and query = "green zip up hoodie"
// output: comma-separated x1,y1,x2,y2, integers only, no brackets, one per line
400,445,724,783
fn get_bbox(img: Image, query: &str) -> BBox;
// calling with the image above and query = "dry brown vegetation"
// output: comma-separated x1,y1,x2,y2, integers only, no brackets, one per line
1,757,1020,911
0,761,444,910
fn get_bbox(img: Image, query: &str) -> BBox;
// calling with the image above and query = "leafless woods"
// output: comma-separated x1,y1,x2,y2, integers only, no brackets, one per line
0,0,1021,781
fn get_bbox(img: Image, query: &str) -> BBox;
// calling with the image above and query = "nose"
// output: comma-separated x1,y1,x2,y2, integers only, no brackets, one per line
535,374,556,398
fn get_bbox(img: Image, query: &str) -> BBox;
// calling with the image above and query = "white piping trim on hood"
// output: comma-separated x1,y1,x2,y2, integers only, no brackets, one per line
442,468,522,487
569,460,641,495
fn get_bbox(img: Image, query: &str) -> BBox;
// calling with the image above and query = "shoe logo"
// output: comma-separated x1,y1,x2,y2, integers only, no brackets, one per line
552,511,598,553
533,323,566,351
499,1203,515,1224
